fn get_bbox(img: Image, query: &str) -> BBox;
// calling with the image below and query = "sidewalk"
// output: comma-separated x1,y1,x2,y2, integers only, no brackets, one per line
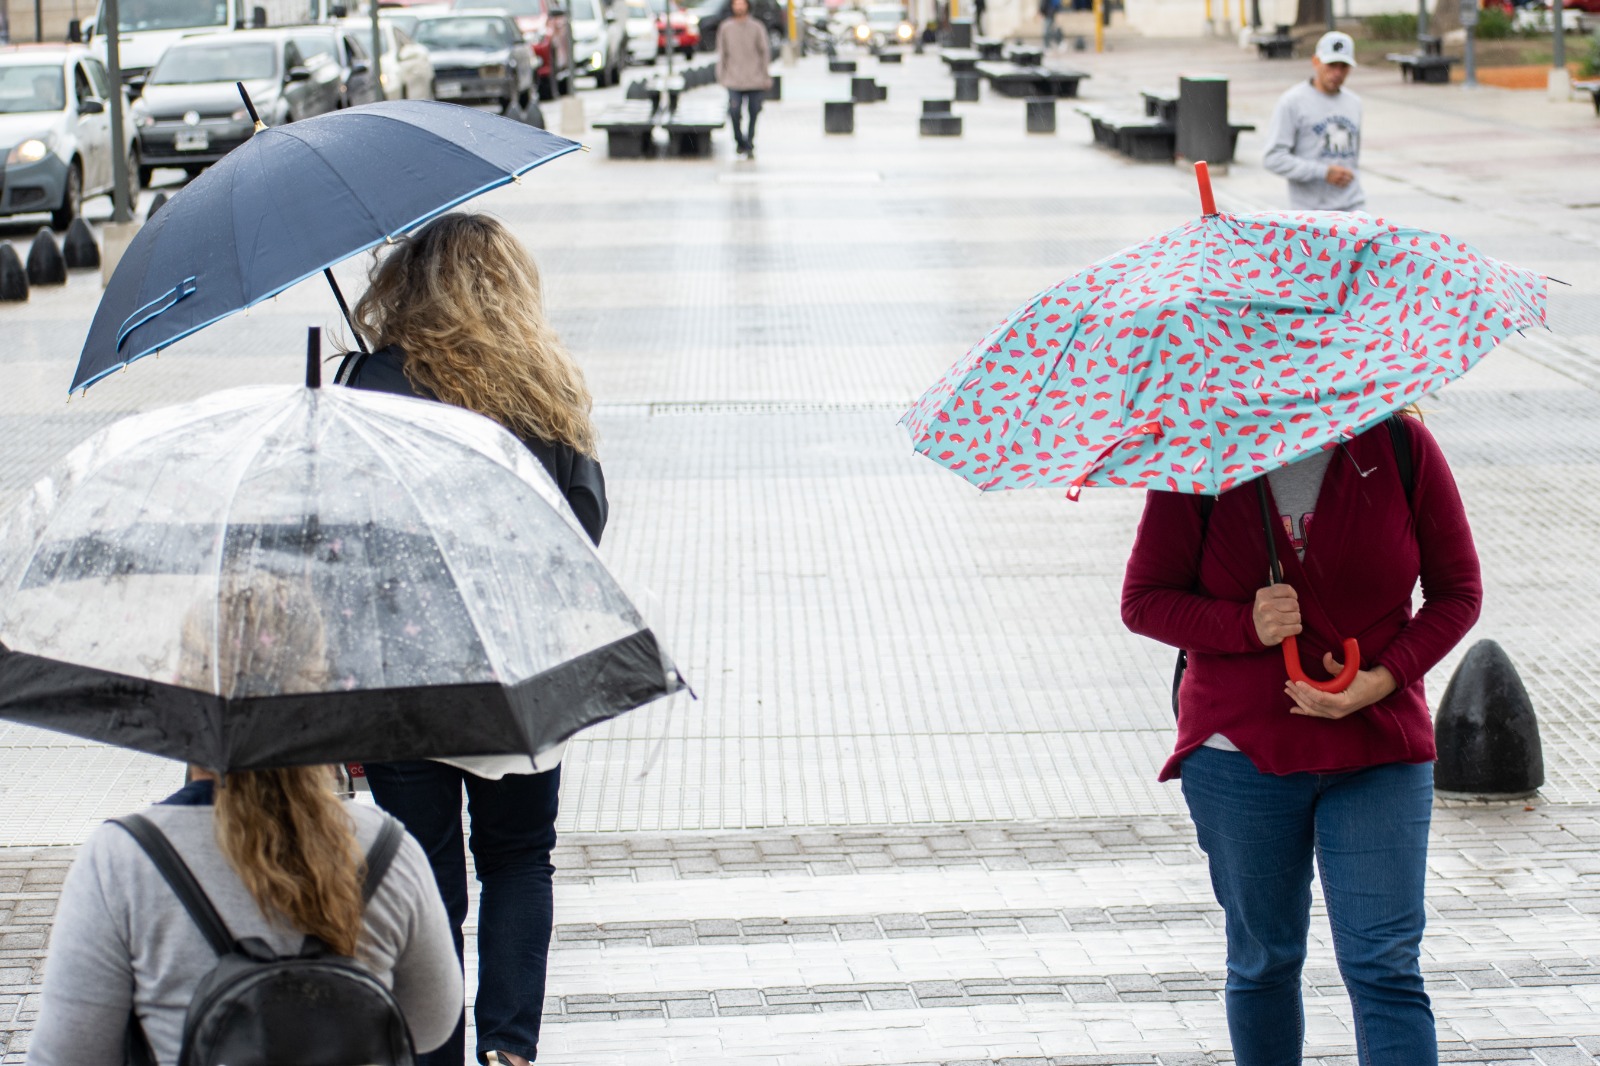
2,35,1600,1062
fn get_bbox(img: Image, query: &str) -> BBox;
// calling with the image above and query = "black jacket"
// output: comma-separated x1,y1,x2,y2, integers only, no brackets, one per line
340,345,608,545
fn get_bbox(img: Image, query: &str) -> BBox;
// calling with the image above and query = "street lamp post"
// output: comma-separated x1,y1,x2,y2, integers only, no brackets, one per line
104,0,133,225
370,1,386,101
1460,0,1477,88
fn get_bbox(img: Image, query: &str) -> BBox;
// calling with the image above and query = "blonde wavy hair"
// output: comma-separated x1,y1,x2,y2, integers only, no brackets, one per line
180,575,366,958
353,212,597,455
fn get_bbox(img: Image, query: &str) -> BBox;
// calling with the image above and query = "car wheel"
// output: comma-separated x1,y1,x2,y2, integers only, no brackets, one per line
50,160,82,232
138,164,155,188
126,147,143,201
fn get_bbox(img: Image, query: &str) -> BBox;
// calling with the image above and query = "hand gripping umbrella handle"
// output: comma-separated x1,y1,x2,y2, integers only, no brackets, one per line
1282,636,1360,693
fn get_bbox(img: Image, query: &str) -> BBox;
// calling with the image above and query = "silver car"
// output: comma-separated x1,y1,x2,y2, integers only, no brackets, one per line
338,18,437,100
0,46,138,230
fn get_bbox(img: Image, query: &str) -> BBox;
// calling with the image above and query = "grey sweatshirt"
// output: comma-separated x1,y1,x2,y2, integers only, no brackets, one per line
1262,79,1364,211
29,802,461,1066
715,17,772,91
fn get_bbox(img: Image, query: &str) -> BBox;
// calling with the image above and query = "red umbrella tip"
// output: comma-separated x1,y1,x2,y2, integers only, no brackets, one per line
1194,161,1217,217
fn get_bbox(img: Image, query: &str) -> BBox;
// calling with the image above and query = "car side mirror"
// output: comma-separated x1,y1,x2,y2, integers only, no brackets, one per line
79,97,106,113
126,75,146,98
286,65,314,81
350,60,370,74
68,18,84,42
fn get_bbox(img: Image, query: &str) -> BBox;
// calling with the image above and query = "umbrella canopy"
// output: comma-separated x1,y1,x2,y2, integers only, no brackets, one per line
0,384,682,772
903,201,1547,499
73,101,580,393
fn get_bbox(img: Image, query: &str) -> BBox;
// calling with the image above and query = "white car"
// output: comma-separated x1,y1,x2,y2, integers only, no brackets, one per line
567,0,627,86
339,18,437,100
0,46,139,230
621,0,661,63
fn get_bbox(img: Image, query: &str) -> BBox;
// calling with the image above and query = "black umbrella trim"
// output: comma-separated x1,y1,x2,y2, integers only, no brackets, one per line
0,629,681,773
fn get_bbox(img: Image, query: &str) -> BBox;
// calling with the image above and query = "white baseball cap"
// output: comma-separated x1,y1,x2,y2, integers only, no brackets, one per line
1314,30,1357,66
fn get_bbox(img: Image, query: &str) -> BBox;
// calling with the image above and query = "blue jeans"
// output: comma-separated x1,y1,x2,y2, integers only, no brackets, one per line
365,761,561,1065
727,89,763,150
1179,746,1436,1065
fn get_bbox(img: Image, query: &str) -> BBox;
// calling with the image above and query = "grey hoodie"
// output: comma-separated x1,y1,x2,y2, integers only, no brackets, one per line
1262,79,1364,211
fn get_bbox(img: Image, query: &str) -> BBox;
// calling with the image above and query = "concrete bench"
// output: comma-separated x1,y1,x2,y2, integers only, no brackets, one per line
1139,87,1178,125
592,100,659,158
662,100,725,157
1076,106,1176,163
1005,46,1044,66
1251,25,1294,59
920,113,962,136
1387,51,1456,83
976,62,1088,98
974,35,1005,59
1575,78,1599,115
940,48,981,72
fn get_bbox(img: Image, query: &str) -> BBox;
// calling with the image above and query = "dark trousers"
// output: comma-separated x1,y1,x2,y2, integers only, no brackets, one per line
727,88,764,150
365,761,561,1065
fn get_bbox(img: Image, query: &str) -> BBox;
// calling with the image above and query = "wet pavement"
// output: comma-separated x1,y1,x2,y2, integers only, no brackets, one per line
2,31,1600,1063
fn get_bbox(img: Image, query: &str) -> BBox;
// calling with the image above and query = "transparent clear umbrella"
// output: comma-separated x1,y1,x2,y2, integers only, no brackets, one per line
0,384,683,773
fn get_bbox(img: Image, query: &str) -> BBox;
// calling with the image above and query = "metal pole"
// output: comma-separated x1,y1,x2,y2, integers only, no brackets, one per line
1461,0,1477,87
664,0,674,84
35,0,42,41
1552,0,1565,72
1325,0,1334,32
1092,0,1101,51
104,0,132,223
787,0,796,43
1417,0,1427,38
370,0,386,101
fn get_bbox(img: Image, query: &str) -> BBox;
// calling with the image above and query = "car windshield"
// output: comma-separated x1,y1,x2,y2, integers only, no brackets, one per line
626,0,649,16
289,33,339,62
865,6,903,24
385,13,420,34
567,0,596,18
0,64,65,113
471,0,543,13
150,41,279,83
113,0,228,33
413,17,509,47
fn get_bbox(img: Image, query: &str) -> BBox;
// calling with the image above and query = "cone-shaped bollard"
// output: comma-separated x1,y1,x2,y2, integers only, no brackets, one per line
0,243,28,301
1434,639,1544,799
63,218,101,270
147,191,168,221
27,228,67,286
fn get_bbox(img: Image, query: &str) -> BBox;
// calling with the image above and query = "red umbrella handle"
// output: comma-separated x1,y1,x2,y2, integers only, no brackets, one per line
1283,636,1360,693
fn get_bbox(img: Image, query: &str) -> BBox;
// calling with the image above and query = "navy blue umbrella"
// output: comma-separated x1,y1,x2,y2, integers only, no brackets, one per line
72,99,581,394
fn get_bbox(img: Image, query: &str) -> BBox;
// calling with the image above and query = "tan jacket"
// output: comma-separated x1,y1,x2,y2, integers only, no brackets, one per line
716,16,772,90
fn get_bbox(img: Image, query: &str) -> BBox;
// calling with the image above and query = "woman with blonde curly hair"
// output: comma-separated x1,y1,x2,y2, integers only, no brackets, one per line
340,211,607,1066
30,575,461,1065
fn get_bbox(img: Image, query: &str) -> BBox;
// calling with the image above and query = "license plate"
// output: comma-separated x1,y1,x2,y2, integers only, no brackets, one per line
436,81,464,99
174,130,209,151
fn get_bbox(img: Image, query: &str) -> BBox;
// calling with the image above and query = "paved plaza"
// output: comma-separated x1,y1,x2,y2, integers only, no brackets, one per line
3,30,1600,1063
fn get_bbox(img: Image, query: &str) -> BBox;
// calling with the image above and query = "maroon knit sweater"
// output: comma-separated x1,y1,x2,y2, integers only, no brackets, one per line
1121,417,1482,780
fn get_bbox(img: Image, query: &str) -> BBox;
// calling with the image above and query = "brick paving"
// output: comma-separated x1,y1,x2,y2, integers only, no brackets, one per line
4,30,1600,1064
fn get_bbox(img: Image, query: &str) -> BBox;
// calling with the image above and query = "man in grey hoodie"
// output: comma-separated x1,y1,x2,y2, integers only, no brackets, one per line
1263,31,1364,211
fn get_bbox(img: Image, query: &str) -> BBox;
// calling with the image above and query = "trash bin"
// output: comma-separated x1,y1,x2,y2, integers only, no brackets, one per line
1175,74,1233,165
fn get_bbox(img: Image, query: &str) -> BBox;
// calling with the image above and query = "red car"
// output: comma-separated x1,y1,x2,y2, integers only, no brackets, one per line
458,0,571,97
653,0,698,55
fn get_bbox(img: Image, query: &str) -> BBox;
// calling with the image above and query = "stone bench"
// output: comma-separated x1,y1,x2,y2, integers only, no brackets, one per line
1076,106,1176,163
1574,78,1599,115
592,100,659,158
1251,25,1295,59
1139,87,1178,126
1386,51,1456,83
976,62,1089,98
662,100,726,157
939,48,980,72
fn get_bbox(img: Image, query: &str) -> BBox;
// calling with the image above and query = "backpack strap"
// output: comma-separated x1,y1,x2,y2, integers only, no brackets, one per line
1386,414,1415,505
361,817,405,906
110,815,235,958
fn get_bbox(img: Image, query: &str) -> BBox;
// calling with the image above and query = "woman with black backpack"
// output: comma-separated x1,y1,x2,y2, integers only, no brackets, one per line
338,211,608,1066
1120,412,1481,1065
30,575,462,1066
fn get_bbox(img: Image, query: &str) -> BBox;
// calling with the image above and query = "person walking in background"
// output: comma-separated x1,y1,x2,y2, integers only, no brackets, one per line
1121,413,1482,1064
715,0,772,158
1039,0,1062,48
1263,30,1364,211
341,212,607,1066
29,576,461,1066
973,0,987,36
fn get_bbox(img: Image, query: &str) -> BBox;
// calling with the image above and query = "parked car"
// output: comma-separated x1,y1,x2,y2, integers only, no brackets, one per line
567,0,627,86
452,0,569,99
130,30,341,184
651,0,699,55
857,3,912,51
695,0,783,57
288,25,380,107
0,45,138,229
412,12,536,117
339,17,436,100
621,0,660,62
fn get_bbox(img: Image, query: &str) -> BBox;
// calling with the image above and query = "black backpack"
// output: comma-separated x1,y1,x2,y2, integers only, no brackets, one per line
1170,416,1415,718
115,813,416,1066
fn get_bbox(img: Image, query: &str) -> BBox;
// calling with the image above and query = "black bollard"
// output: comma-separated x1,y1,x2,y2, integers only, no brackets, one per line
147,191,169,221
63,218,101,270
919,113,962,136
766,74,782,101
1434,639,1544,799
26,228,67,286
954,71,980,102
1025,97,1057,133
824,100,855,134
0,243,28,301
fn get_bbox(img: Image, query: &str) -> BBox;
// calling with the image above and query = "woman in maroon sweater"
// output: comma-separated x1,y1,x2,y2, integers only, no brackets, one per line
1122,414,1480,1064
